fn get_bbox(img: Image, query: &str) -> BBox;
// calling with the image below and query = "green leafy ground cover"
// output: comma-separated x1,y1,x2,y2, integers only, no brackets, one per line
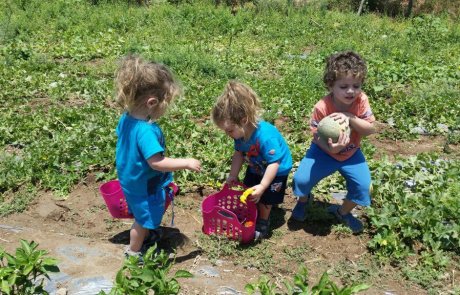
1,0,459,292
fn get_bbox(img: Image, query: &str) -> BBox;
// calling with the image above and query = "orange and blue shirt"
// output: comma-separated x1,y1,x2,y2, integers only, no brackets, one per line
310,92,375,161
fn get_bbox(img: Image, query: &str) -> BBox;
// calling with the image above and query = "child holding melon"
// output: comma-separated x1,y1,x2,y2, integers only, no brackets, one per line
291,51,376,233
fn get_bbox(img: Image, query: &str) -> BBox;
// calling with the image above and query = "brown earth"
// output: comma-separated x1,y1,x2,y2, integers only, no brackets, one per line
1,134,458,294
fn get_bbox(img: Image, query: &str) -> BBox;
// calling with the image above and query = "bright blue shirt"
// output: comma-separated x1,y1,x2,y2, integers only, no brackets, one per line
115,113,172,199
234,121,292,177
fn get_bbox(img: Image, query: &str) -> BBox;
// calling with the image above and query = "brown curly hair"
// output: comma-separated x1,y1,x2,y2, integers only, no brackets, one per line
323,51,367,87
211,80,261,128
115,55,181,115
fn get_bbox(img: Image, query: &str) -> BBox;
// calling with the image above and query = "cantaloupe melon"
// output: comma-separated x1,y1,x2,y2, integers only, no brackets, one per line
317,116,350,145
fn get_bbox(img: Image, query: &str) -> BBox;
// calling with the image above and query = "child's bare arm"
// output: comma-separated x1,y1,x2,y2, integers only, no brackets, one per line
248,162,279,203
342,112,376,136
227,151,244,183
147,153,201,172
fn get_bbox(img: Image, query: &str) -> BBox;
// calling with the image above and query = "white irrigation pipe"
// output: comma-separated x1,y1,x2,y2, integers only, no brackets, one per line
358,0,366,15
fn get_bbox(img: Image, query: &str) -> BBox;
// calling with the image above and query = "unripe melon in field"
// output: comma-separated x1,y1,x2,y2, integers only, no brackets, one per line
317,116,350,145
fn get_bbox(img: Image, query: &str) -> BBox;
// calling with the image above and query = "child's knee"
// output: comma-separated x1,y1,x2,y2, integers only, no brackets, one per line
292,173,314,197
357,180,371,194
293,172,311,189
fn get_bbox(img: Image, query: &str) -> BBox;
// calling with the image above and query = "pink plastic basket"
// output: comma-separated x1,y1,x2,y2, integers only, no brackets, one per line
201,183,258,244
99,180,178,219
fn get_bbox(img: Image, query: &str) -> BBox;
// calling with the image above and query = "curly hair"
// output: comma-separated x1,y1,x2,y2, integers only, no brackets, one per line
323,51,367,87
211,80,261,128
115,55,181,114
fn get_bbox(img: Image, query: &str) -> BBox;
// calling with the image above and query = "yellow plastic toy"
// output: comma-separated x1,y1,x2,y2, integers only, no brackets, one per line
240,188,254,204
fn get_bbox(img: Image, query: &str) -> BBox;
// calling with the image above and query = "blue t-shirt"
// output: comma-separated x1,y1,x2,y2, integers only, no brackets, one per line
115,113,172,199
234,121,292,177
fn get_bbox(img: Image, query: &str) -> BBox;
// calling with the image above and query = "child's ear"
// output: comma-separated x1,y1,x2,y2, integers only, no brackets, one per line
242,117,249,125
146,97,159,109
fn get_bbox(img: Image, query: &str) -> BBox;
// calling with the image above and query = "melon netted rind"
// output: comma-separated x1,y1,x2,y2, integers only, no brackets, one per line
317,116,350,145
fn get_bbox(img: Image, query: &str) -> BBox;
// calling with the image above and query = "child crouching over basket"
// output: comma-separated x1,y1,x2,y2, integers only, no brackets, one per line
114,55,201,259
211,81,292,240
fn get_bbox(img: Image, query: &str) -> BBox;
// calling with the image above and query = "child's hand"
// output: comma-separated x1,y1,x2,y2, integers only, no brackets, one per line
327,130,350,153
248,184,266,203
186,159,201,172
226,175,239,185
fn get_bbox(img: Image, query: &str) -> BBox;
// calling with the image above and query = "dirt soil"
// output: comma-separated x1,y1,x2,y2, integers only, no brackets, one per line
1,134,457,295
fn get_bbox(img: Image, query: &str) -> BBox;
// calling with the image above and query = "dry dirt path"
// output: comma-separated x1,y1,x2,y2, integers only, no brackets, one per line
0,220,255,294
0,175,428,295
0,181,257,294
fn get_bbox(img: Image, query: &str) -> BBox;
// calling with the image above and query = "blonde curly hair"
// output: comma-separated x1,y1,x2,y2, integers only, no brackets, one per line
211,80,261,128
115,55,181,116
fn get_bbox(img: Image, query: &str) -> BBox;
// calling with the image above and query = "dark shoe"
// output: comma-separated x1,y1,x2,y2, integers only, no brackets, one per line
291,195,312,222
327,204,363,234
254,219,270,241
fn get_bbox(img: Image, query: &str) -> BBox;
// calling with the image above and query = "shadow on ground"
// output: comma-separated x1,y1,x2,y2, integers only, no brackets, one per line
108,226,201,263
286,200,337,236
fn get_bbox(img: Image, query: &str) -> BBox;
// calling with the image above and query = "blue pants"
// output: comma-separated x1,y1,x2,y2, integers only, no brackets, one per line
292,144,371,207
126,185,173,230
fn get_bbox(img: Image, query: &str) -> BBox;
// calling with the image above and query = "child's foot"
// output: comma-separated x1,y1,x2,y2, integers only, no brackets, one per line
327,204,363,233
291,195,311,222
124,246,144,265
254,219,270,241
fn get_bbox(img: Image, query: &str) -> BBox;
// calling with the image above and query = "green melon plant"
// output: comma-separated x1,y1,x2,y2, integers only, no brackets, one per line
245,265,370,295
100,245,193,295
0,240,60,295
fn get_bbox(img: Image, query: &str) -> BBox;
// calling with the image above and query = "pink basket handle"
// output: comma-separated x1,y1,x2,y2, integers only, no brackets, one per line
222,181,247,192
213,206,238,222
221,182,258,205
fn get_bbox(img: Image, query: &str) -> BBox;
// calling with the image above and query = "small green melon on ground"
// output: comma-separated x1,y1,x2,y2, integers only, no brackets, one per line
317,116,350,145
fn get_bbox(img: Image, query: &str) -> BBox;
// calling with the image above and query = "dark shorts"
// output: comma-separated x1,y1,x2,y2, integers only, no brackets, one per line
243,170,288,205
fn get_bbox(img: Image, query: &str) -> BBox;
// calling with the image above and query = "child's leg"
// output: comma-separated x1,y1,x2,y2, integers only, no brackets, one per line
338,199,359,215
245,172,288,240
124,187,167,258
292,144,338,221
338,149,372,209
293,144,338,198
129,221,149,252
328,149,371,233
254,203,271,240
257,203,272,220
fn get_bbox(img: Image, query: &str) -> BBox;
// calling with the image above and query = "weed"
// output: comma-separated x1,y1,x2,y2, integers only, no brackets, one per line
0,0,458,196
104,218,124,231
245,264,370,294
0,184,37,217
282,245,311,263
331,224,353,237
368,155,460,288
331,257,379,287
0,240,60,295
196,233,275,272
195,233,239,264
100,245,192,294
